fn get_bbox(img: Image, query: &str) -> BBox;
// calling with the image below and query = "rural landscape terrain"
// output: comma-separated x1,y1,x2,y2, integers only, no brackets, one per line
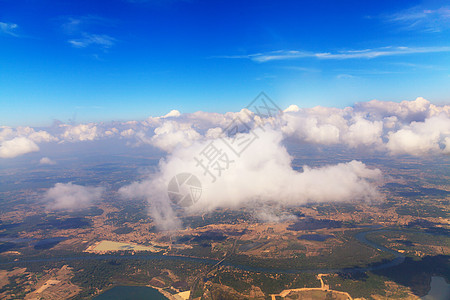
1,145,448,299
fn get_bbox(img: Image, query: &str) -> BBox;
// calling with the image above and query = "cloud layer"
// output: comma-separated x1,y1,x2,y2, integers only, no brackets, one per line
114,97,448,229
281,97,450,155
1,98,449,159
3,97,447,230
120,128,383,230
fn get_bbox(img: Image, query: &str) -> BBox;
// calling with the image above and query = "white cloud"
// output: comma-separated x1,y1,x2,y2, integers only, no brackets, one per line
2,98,449,158
385,6,450,32
221,46,450,62
386,114,450,155
280,97,450,154
105,127,118,136
0,127,57,158
353,97,446,123
61,123,100,141
205,127,223,139
60,15,117,52
444,137,450,154
2,127,58,143
184,98,448,156
69,33,116,49
162,110,181,118
0,22,19,37
0,126,15,142
28,130,59,143
281,107,345,145
0,137,39,158
40,157,56,165
174,108,254,130
139,110,181,128
147,121,201,152
343,116,383,148
45,183,104,210
119,175,181,230
120,129,383,230
4,97,448,228
283,104,300,113
336,74,357,79
120,128,135,137
253,206,297,223
61,15,111,35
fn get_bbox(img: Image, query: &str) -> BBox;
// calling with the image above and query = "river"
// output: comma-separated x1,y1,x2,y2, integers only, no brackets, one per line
93,286,168,300
0,228,408,274
0,228,444,298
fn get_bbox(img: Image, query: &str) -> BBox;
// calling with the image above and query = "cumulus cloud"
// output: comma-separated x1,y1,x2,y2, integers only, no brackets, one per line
205,127,223,139
1,126,57,143
145,121,202,152
281,97,450,154
120,128,383,230
0,127,58,158
60,123,100,141
0,127,15,142
40,157,56,165
28,130,58,143
0,137,39,158
342,116,383,148
4,97,448,228
353,97,447,123
281,110,341,145
45,183,104,210
284,104,300,113
162,110,181,118
386,114,450,155
120,128,135,137
2,98,449,157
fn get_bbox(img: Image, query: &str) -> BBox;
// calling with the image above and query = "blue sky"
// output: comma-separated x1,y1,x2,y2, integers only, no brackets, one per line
1,0,450,126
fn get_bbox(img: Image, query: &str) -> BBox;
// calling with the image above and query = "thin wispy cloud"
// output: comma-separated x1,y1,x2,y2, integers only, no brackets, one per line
391,62,446,71
336,74,357,79
60,15,114,35
0,22,19,37
282,66,321,73
69,33,116,49
333,69,401,76
220,46,450,62
385,6,450,32
61,17,83,35
60,15,117,51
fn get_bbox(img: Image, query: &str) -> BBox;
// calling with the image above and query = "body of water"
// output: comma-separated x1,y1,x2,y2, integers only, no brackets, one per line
421,276,450,300
94,286,168,300
0,228,408,274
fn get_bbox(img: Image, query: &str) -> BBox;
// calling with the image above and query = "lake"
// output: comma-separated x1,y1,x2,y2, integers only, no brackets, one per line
94,286,168,300
421,276,450,300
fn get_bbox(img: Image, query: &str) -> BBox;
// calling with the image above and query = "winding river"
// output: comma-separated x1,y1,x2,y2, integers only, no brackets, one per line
3,228,447,299
0,228,406,274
